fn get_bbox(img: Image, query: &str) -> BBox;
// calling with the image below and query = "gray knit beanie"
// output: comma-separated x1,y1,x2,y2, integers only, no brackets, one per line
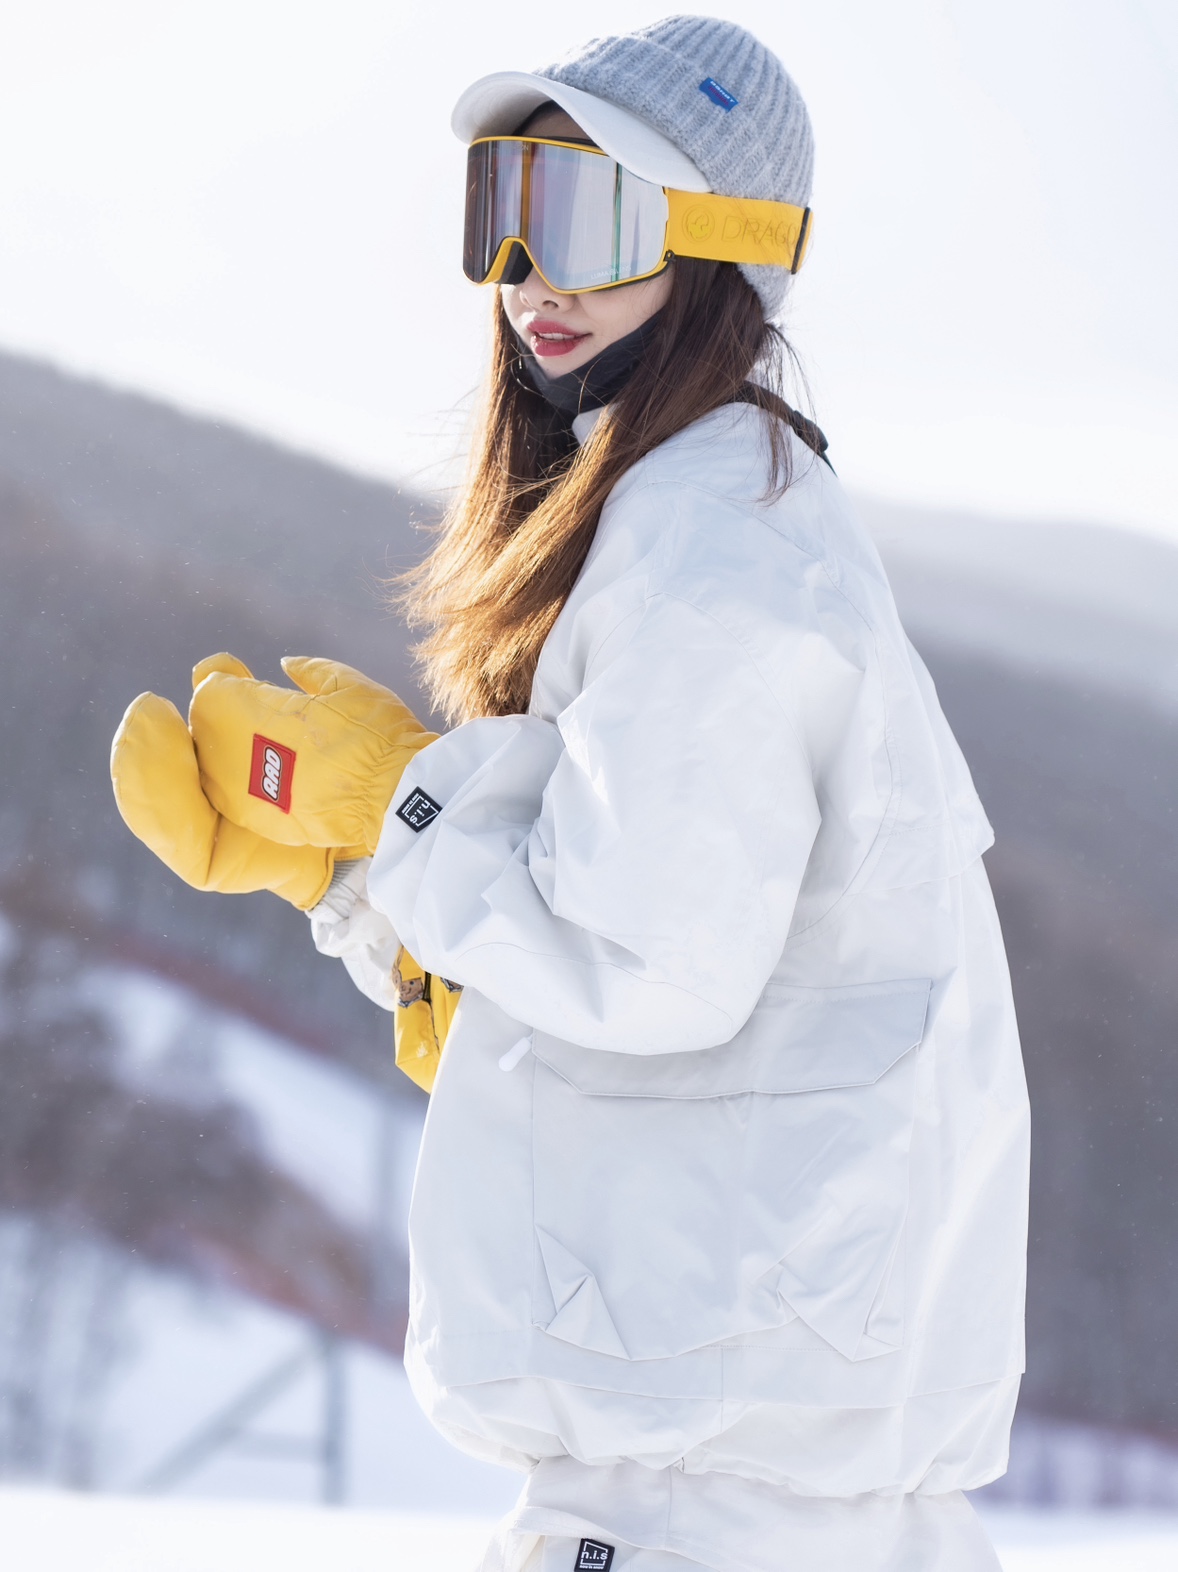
535,16,814,318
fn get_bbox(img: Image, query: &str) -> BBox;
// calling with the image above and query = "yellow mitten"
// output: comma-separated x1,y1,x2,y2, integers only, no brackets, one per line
189,654,439,856
111,692,346,910
392,946,462,1094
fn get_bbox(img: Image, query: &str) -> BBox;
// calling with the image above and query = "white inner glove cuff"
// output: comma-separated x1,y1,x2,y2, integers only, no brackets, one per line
307,856,371,924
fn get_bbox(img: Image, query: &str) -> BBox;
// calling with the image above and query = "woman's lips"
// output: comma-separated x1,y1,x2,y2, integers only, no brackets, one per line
527,319,589,359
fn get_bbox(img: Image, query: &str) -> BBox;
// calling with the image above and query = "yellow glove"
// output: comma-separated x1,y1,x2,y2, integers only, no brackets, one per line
111,692,348,910
189,654,439,857
392,947,462,1094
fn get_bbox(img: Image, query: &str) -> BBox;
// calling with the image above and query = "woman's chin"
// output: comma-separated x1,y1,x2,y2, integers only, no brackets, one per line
531,343,597,376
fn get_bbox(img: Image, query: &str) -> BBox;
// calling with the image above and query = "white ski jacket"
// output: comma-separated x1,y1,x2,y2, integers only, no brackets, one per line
333,403,1030,1571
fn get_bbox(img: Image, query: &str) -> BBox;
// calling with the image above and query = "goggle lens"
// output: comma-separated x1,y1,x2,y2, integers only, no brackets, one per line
464,139,671,294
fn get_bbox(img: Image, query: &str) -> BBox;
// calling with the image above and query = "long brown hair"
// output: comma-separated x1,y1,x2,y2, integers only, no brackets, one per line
400,259,814,724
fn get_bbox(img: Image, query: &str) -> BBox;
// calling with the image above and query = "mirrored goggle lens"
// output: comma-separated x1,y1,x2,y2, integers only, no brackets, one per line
463,140,671,292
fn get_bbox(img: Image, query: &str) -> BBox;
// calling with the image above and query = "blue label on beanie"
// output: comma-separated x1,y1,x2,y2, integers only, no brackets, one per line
699,77,739,111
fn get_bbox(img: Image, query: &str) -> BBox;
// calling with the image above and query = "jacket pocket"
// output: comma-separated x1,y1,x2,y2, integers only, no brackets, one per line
529,978,930,1363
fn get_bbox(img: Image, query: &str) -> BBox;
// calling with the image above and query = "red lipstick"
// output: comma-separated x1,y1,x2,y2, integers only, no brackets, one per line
526,317,590,359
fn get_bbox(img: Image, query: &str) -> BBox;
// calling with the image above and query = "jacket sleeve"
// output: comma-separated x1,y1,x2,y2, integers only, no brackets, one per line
366,590,821,1053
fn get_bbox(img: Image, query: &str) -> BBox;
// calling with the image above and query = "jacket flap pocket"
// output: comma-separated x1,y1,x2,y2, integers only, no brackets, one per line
532,977,932,1099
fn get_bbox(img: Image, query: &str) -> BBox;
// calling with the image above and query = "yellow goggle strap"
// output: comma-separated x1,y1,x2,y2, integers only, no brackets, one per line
665,190,813,274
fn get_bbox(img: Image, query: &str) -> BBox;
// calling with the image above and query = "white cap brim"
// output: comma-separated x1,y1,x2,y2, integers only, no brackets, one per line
451,70,711,194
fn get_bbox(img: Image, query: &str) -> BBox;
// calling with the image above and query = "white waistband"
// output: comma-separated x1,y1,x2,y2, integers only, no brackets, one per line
482,1458,1002,1572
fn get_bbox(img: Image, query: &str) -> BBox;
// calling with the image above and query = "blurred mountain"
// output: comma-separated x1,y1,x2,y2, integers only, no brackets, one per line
0,348,440,1082
2,345,1177,1446
869,499,1178,713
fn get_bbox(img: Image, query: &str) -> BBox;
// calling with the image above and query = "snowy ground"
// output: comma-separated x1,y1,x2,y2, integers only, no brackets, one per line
3,1490,1178,1572
0,1490,492,1572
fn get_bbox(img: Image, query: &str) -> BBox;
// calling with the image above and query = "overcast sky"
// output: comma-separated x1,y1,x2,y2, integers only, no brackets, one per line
2,0,1175,537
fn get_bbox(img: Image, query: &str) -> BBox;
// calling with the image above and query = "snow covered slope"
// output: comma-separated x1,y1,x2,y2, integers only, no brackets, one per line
4,1490,1178,1572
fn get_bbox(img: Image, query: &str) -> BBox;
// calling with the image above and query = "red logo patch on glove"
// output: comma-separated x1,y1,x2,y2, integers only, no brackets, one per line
248,734,295,812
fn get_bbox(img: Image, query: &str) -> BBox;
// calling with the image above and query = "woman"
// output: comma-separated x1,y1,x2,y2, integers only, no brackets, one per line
112,17,1029,1571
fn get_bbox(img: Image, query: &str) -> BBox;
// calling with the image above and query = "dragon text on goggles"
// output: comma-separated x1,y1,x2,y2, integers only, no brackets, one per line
463,137,812,295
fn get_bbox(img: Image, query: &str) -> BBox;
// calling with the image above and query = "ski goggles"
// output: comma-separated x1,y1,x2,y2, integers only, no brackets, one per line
463,136,813,295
